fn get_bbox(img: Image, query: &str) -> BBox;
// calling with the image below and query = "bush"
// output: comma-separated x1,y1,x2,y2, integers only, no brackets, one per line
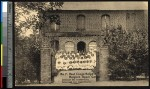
15,36,40,84
107,25,148,80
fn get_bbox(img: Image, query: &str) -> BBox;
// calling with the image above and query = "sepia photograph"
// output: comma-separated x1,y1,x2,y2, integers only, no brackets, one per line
15,1,148,86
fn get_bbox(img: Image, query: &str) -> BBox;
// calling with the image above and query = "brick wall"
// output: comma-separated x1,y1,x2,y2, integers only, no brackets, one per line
40,10,147,83
43,10,146,33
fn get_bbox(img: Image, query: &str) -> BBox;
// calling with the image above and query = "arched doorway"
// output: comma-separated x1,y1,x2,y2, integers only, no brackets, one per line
77,41,86,53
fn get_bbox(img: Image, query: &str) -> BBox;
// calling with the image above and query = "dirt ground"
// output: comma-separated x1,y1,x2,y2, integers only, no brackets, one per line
16,80,149,86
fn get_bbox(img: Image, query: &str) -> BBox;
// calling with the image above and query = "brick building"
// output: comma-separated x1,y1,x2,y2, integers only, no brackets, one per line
39,10,148,84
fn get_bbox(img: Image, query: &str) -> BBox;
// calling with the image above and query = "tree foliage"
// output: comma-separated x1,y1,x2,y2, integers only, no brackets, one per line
15,2,63,84
106,25,148,80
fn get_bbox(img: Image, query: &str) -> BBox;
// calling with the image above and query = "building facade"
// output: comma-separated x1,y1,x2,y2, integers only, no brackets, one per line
39,10,147,84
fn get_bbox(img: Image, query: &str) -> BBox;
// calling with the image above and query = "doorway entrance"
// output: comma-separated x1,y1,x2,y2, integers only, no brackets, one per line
77,41,86,53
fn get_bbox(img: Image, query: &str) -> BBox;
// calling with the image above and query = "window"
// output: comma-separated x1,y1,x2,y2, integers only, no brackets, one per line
89,41,97,51
77,15,85,31
126,13,130,19
50,40,59,51
50,22,60,32
101,14,110,29
126,13,130,30
131,13,136,29
77,41,86,53
50,15,60,31
126,13,136,30
65,41,75,52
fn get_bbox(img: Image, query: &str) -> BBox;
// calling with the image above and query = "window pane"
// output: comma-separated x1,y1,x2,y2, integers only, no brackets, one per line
131,13,136,30
102,15,110,29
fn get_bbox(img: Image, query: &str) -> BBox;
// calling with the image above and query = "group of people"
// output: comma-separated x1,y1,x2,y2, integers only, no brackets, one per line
55,49,96,70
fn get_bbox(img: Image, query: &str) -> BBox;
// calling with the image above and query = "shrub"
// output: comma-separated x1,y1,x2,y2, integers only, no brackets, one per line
106,25,148,80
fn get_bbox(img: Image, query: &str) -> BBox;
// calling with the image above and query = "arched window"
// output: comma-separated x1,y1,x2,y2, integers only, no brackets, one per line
77,15,85,31
131,13,136,29
89,41,97,51
77,41,86,53
126,13,130,19
126,13,136,30
126,13,130,30
50,15,60,32
65,41,75,52
101,14,110,29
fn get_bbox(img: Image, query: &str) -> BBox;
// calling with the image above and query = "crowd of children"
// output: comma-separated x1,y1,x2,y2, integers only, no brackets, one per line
55,49,96,70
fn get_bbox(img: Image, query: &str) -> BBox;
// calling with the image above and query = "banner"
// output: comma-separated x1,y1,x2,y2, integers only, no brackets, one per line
54,70,96,83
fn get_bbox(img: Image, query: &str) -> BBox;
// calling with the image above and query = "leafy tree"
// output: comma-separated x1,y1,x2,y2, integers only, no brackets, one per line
15,2,63,84
106,25,148,80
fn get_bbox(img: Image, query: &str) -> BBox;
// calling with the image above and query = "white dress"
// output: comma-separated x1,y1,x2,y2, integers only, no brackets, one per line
56,57,63,70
